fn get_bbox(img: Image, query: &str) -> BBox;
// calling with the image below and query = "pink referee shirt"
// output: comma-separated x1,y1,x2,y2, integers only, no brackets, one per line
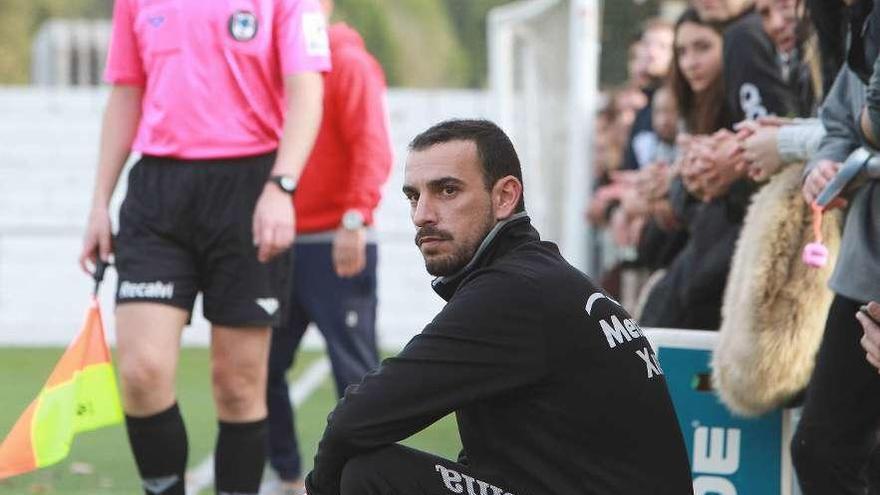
104,0,331,159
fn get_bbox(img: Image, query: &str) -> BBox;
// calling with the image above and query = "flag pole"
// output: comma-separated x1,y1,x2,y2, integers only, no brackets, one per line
92,260,108,297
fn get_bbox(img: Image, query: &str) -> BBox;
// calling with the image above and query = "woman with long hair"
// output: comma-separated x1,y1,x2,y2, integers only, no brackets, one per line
669,9,730,134
639,8,744,330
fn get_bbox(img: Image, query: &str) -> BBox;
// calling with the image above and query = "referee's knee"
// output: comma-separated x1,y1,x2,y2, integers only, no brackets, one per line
212,363,264,418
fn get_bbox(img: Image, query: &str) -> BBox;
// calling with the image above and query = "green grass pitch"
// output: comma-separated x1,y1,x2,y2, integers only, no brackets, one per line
0,348,461,495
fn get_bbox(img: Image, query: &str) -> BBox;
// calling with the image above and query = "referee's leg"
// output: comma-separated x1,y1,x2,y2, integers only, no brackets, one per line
113,155,199,495
211,325,272,493
116,303,190,495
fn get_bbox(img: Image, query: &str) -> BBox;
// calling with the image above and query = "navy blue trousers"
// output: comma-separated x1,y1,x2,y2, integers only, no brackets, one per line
266,242,380,481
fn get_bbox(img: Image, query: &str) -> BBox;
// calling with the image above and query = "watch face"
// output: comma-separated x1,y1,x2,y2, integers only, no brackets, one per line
342,210,364,229
280,176,296,192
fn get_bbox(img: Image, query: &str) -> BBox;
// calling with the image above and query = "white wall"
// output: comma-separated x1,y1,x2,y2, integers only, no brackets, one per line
0,87,490,349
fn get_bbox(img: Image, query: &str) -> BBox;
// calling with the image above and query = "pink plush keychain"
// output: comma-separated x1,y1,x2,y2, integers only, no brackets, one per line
802,202,829,268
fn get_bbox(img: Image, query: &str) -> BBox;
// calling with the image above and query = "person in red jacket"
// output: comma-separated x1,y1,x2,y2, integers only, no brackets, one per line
265,1,392,493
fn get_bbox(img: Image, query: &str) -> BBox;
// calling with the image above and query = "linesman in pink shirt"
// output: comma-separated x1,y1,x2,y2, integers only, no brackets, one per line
78,1,330,494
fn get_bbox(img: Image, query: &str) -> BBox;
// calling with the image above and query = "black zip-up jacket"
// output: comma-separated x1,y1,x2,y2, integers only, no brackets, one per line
724,10,802,121
305,214,693,495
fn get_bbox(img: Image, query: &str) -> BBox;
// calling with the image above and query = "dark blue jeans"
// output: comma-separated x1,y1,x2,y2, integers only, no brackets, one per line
266,241,380,481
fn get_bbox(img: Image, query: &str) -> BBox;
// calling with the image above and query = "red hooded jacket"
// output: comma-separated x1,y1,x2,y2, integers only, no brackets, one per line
294,23,393,233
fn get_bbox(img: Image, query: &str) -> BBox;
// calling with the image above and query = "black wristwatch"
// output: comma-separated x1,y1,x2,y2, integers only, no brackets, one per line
268,175,297,195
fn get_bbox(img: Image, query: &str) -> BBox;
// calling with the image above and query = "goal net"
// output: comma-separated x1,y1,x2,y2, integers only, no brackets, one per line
487,0,600,273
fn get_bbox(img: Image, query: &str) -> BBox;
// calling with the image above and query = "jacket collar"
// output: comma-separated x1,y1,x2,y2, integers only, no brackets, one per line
431,212,537,301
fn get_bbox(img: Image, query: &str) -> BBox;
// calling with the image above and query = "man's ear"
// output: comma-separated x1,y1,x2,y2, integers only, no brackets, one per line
492,175,523,220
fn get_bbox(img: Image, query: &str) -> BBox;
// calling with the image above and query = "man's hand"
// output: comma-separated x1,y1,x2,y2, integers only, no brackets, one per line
333,227,367,278
802,159,843,206
755,115,792,127
651,199,682,232
701,130,748,201
608,169,640,187
585,184,625,226
79,207,113,274
640,162,673,202
621,178,651,218
858,301,880,371
253,184,295,263
741,126,783,181
734,116,791,139
683,131,747,202
680,137,709,197
609,207,643,247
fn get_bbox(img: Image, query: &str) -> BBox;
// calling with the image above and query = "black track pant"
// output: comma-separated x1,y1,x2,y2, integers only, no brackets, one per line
792,295,880,494
339,445,518,495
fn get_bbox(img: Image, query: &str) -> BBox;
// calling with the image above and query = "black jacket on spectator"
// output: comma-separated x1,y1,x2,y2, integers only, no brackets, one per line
640,178,753,330
636,220,689,272
724,10,800,121
305,215,693,495
622,87,656,171
848,0,879,85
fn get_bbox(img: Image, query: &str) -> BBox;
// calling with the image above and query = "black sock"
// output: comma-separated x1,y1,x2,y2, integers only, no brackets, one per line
215,418,267,495
125,403,188,495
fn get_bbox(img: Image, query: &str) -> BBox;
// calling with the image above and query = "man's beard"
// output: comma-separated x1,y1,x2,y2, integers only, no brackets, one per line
424,241,479,276
416,214,495,277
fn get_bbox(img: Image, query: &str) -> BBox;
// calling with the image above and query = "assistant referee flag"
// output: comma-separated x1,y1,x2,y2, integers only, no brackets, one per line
0,297,123,479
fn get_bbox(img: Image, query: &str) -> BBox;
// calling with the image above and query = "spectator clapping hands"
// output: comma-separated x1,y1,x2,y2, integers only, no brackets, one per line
681,130,747,202
735,116,790,181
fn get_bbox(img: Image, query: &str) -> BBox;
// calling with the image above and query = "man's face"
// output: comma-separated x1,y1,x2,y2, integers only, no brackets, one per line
628,41,651,87
651,88,679,144
691,0,751,22
615,88,648,128
641,28,675,79
757,0,798,53
403,141,497,277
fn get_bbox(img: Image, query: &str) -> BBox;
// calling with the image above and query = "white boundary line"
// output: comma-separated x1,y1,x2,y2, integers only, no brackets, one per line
186,357,332,495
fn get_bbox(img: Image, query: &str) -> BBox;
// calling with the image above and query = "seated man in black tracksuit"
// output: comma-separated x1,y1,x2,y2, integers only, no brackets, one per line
304,119,693,495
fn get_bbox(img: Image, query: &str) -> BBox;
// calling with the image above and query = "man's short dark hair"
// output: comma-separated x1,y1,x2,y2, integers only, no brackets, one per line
409,119,526,213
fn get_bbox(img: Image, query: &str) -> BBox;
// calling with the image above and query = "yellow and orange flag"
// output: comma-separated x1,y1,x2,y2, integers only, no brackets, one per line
0,297,123,479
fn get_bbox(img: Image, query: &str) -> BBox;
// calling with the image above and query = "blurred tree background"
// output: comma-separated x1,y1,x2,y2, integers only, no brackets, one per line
0,0,656,87
0,0,112,84
599,0,662,84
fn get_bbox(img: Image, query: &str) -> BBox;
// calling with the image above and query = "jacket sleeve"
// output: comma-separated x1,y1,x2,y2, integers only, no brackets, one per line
723,18,796,122
304,269,547,495
776,119,826,164
331,48,393,223
103,0,145,85
866,50,880,140
805,68,862,178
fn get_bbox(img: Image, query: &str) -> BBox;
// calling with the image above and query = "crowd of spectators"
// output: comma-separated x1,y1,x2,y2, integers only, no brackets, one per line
589,0,817,327
587,1,880,491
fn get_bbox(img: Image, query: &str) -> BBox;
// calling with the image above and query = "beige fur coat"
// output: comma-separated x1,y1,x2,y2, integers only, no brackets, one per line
712,164,841,417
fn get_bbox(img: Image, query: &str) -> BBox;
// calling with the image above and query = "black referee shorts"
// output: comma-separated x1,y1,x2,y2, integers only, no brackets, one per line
114,152,289,327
